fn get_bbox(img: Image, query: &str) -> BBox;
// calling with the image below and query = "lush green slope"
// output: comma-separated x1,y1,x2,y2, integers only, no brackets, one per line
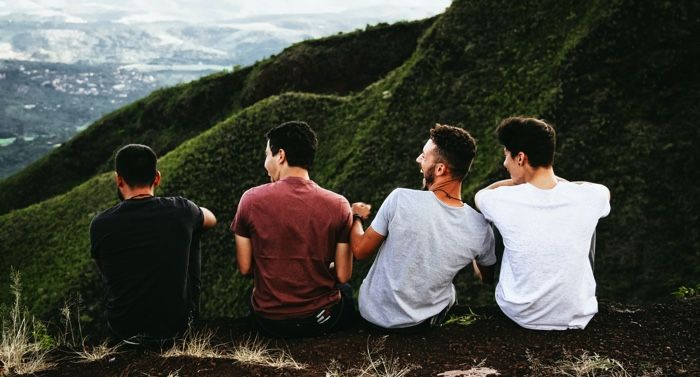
0,19,432,215
0,0,697,328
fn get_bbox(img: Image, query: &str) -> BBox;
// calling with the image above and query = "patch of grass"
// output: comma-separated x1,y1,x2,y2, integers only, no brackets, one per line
0,272,54,375
671,284,700,299
231,336,305,370
73,340,120,363
162,326,225,359
527,349,629,377
326,336,414,377
444,308,481,327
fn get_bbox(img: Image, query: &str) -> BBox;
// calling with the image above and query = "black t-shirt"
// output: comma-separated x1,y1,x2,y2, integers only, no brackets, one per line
90,196,204,339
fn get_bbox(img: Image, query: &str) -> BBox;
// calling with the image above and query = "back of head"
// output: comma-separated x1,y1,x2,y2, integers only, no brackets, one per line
266,121,318,170
496,117,556,168
429,124,477,181
115,144,157,187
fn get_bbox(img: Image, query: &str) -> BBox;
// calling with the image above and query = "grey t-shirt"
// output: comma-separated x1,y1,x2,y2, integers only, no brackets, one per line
358,188,496,328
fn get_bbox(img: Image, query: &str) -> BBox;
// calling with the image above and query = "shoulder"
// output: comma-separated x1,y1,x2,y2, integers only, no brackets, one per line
89,202,121,228
388,188,426,201
156,196,199,209
475,185,511,203
566,181,610,199
239,183,273,202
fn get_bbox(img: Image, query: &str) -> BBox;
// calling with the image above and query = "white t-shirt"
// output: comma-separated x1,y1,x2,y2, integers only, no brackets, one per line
359,189,496,328
475,181,610,330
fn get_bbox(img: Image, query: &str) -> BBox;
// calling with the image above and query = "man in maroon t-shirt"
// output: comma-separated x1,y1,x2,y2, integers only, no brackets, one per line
231,121,355,337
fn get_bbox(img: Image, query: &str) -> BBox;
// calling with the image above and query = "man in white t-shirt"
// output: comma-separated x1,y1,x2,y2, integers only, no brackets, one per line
475,117,610,330
350,124,497,331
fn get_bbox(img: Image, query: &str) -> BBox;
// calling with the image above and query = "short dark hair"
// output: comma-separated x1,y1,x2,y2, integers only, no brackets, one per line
429,124,477,181
266,121,318,170
114,144,157,187
496,117,555,168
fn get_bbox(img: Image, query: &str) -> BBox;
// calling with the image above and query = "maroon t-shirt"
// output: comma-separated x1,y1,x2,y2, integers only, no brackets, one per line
231,177,352,319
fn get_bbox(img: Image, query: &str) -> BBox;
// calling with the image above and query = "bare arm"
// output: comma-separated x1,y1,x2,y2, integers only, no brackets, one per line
334,243,352,283
351,224,386,260
482,179,514,191
350,202,386,260
234,234,253,276
201,207,217,230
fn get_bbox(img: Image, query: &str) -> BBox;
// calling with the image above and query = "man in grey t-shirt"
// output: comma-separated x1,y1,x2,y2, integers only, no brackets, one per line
351,124,497,330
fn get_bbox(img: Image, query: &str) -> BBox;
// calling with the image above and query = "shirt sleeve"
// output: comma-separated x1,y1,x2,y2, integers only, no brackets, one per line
231,191,252,238
594,184,611,218
185,198,204,234
336,197,353,243
370,189,399,236
474,189,495,222
474,221,497,266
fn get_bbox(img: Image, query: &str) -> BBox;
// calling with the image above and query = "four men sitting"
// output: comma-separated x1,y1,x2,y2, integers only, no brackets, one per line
91,117,610,340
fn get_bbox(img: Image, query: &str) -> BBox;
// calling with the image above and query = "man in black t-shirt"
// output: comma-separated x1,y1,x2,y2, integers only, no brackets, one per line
90,144,216,342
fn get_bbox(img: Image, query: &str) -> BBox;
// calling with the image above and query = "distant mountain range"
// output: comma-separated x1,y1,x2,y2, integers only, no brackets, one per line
0,11,437,178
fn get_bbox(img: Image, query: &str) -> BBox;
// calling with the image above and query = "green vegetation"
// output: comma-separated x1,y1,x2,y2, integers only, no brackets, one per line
672,284,700,299
0,19,432,215
0,0,698,331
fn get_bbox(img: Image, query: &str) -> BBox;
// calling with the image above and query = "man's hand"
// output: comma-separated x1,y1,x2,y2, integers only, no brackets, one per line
352,202,372,219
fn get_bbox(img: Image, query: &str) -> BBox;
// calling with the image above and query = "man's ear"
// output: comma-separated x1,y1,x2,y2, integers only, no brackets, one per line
115,172,125,187
277,148,287,165
152,170,161,188
517,152,527,166
436,162,448,177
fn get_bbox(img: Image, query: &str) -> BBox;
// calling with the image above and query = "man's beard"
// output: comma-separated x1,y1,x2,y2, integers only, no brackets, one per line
117,187,125,201
421,164,436,190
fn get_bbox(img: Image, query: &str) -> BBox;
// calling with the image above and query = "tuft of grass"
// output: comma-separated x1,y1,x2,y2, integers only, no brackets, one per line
671,284,700,299
527,349,630,377
163,326,226,359
326,336,414,377
0,271,54,375
444,308,482,327
231,335,305,370
73,340,120,363
437,359,500,376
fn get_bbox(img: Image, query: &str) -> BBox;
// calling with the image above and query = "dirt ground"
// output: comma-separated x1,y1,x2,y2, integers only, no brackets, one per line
34,298,699,377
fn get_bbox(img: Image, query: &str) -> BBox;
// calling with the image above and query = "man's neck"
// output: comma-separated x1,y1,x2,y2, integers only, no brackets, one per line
526,166,558,190
278,166,310,181
122,186,154,199
429,178,463,207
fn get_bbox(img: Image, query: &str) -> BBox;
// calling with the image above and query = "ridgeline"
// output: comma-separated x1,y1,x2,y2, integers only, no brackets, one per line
0,0,698,330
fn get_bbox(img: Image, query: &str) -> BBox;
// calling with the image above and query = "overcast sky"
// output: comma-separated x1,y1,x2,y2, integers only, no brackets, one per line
0,1,451,24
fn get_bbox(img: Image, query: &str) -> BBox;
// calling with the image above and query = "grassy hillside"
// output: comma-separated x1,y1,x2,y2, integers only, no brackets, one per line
0,0,698,329
0,19,432,215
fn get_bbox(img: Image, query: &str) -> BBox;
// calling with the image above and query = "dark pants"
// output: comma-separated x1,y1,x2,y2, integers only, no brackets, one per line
249,284,356,338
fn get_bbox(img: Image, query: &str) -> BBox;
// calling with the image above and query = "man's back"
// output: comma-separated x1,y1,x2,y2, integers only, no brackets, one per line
90,196,203,338
476,181,610,329
232,176,352,319
359,189,496,328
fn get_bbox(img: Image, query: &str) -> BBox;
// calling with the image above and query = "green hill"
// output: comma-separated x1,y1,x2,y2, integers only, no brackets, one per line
0,19,432,215
1,0,698,329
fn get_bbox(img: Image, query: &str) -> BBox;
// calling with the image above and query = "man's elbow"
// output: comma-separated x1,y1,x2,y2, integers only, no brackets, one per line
237,263,252,276
351,245,370,261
